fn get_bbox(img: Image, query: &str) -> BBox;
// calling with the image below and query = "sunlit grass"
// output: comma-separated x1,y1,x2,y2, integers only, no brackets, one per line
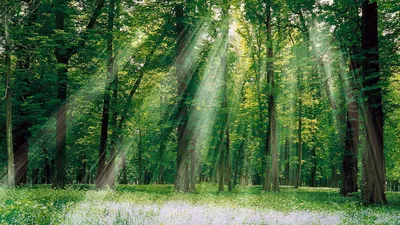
0,184,399,224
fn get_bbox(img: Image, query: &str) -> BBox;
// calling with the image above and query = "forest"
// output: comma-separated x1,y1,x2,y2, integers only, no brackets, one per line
0,0,399,224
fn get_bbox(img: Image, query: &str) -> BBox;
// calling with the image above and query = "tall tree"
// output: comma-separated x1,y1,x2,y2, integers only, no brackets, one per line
338,0,361,196
265,0,279,192
13,0,40,185
217,0,231,193
174,3,190,192
52,0,105,189
294,66,303,189
4,2,15,187
341,48,360,195
361,0,387,205
96,0,117,189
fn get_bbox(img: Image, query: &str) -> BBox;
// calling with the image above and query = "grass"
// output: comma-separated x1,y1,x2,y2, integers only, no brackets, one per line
0,184,399,224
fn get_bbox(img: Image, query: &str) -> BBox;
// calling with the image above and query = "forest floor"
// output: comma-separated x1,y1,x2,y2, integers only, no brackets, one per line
0,184,399,225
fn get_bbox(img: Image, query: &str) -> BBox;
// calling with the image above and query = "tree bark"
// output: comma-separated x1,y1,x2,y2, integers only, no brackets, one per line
5,4,15,187
174,3,190,192
138,112,143,184
42,147,51,184
119,152,128,184
96,0,116,189
341,49,360,196
189,135,196,191
77,154,87,184
218,130,225,192
361,0,387,205
284,135,290,185
310,141,317,187
225,127,232,191
295,67,303,189
13,0,39,186
265,0,279,192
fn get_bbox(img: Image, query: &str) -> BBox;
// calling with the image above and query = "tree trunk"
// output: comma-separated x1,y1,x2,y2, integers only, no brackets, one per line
32,168,39,184
43,148,51,184
13,0,40,186
226,127,232,191
284,136,290,185
265,0,279,192
119,152,128,184
361,0,387,205
218,11,230,192
174,3,190,193
14,131,29,185
106,0,119,188
295,68,303,188
189,136,196,192
105,0,119,188
96,0,116,189
310,143,317,187
4,4,15,187
218,134,225,192
52,0,69,189
138,113,143,185
341,50,360,196
158,90,167,184
52,0,105,189
77,154,87,184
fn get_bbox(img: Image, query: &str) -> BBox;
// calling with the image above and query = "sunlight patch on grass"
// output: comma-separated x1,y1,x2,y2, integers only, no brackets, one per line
62,201,343,225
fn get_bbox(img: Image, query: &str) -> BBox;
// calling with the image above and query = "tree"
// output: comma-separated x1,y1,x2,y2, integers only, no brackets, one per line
96,0,117,189
265,0,279,192
174,3,190,192
361,0,387,205
52,0,106,189
4,2,15,187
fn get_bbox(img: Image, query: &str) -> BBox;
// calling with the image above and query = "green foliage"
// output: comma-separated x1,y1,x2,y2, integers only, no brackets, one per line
0,185,399,224
0,0,398,208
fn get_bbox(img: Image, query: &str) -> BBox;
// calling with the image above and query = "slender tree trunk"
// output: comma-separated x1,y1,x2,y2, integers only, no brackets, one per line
218,134,225,192
52,0,69,189
96,86,110,187
13,0,40,186
77,154,87,184
361,0,387,205
218,10,230,192
158,89,167,184
174,3,190,192
14,135,29,185
295,67,303,188
42,148,51,184
119,152,128,184
158,139,165,184
265,0,279,192
138,113,143,185
106,0,119,188
226,127,232,191
233,143,241,187
216,113,227,192
189,136,196,192
184,160,189,191
341,49,360,195
32,168,39,184
284,135,290,185
5,5,15,187
86,169,91,184
310,140,317,187
96,0,116,188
